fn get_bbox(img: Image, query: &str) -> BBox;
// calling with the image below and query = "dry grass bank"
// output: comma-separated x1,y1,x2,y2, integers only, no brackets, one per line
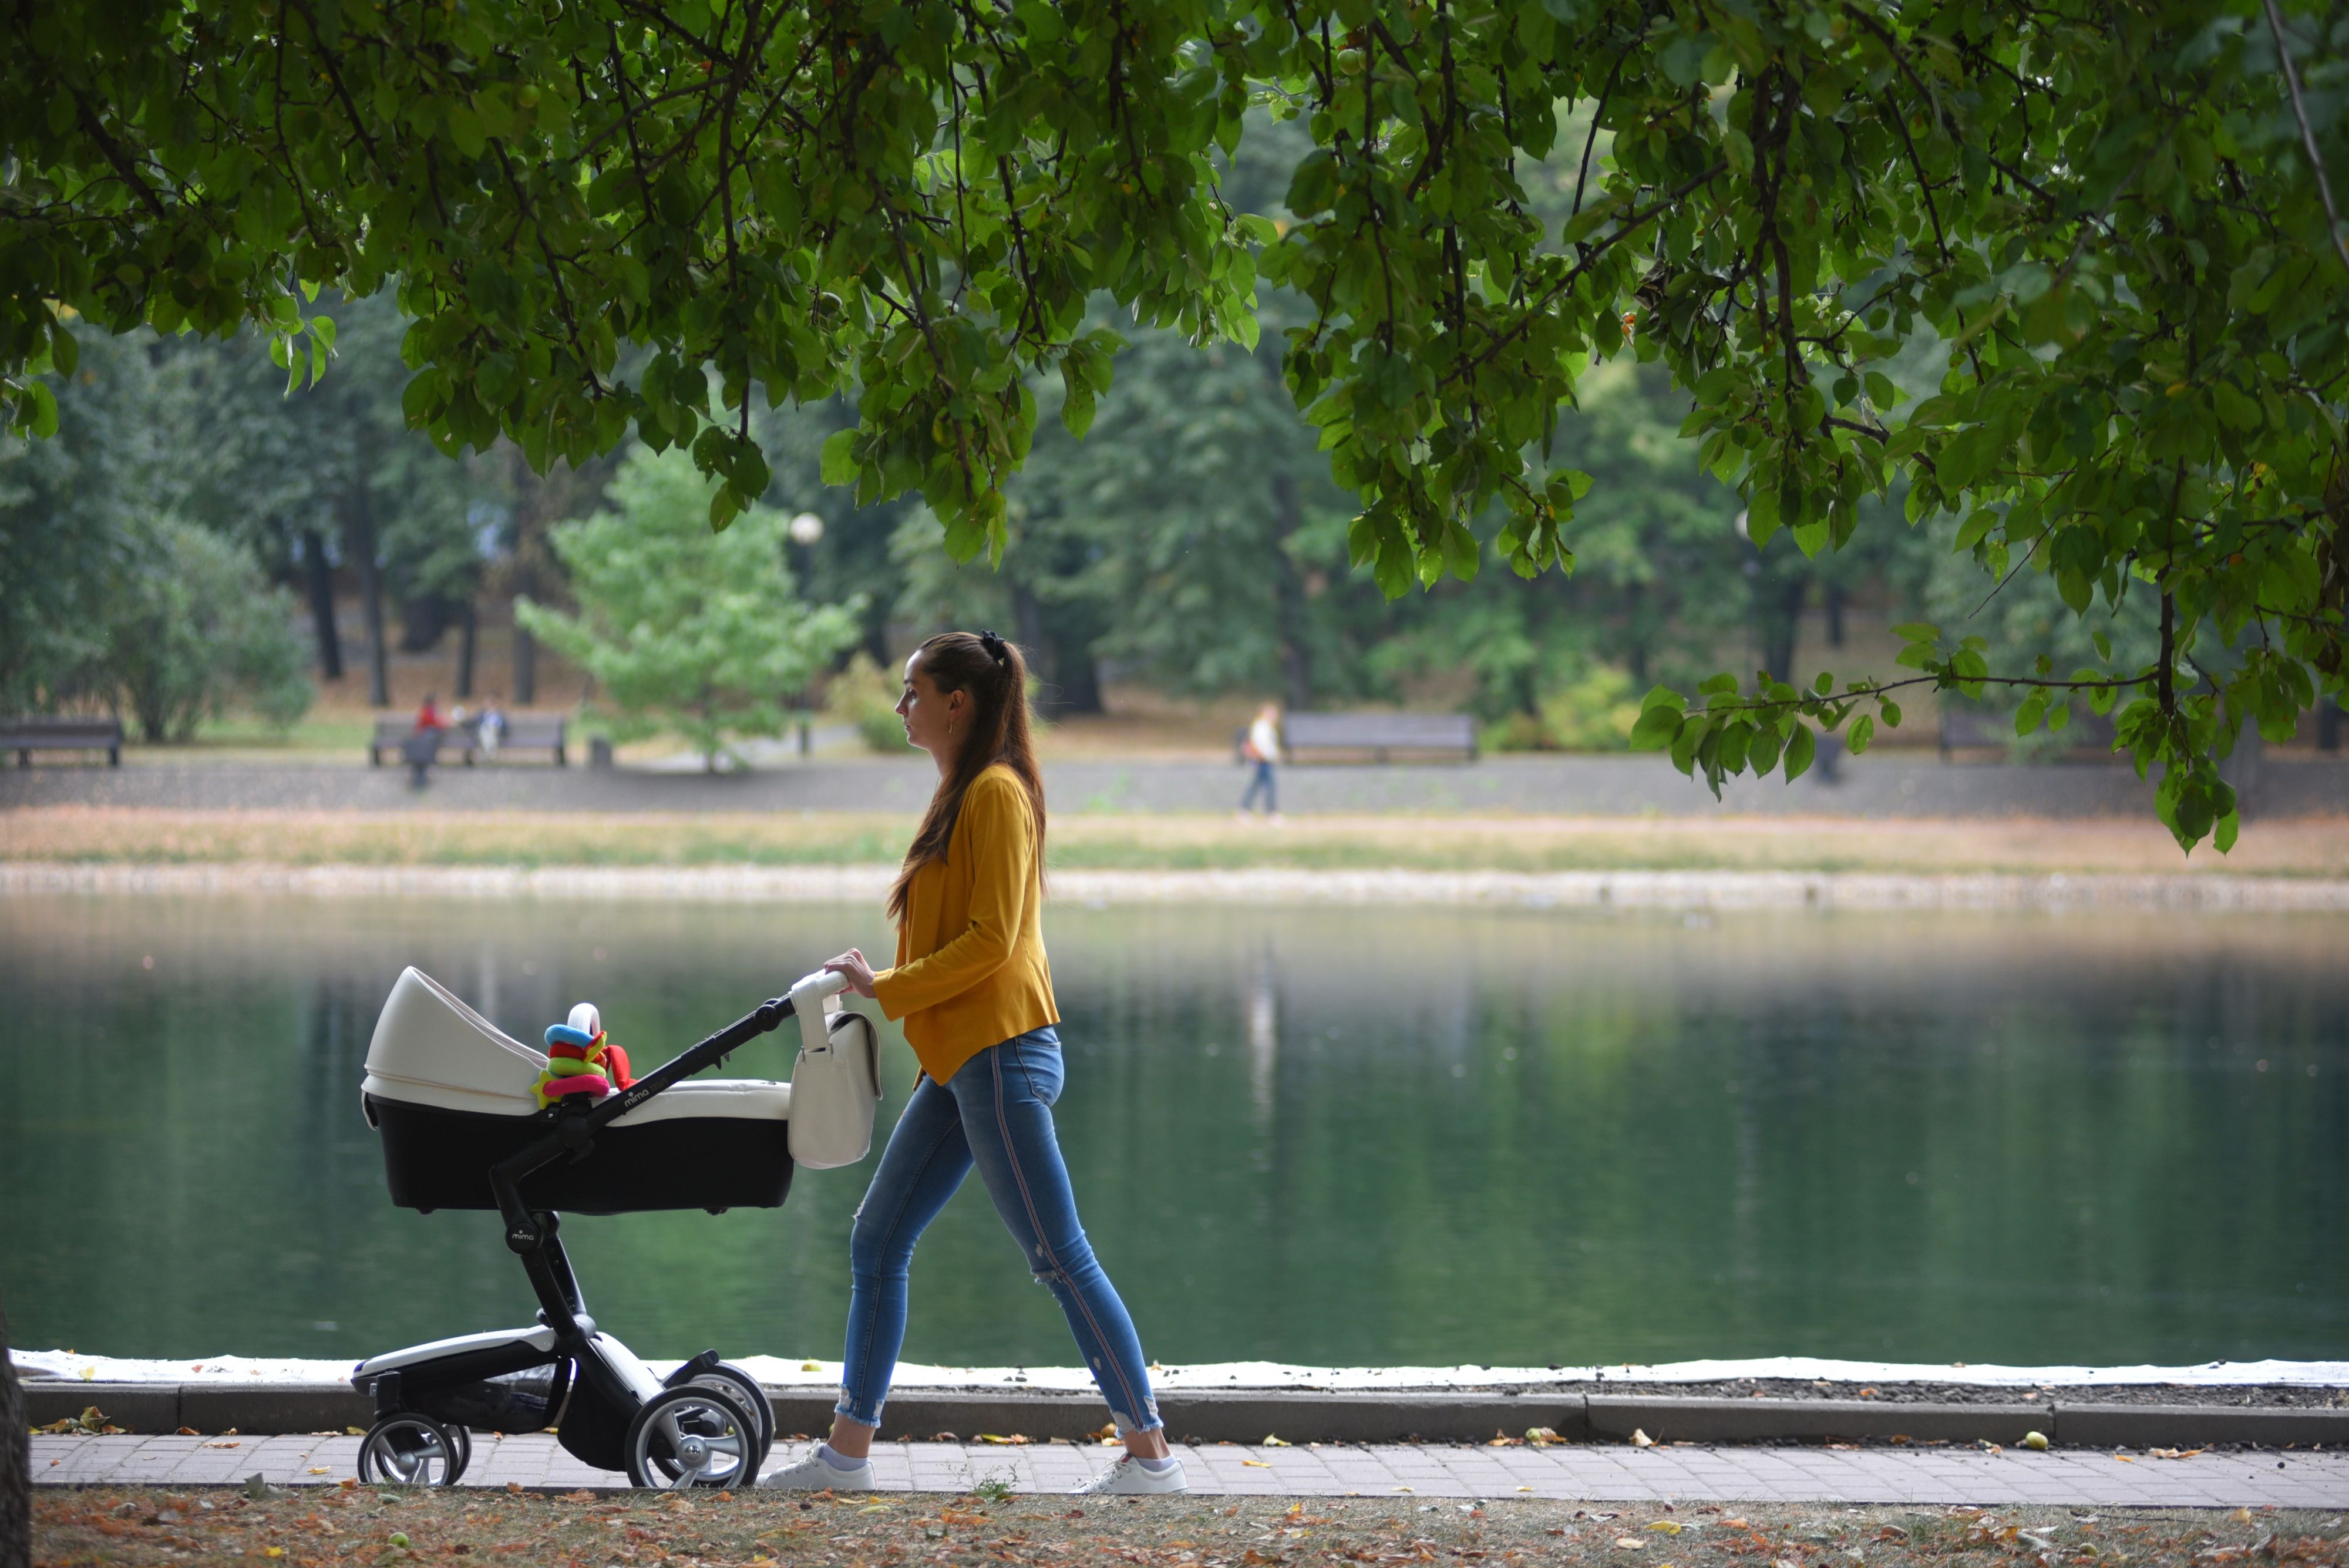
6,806,2349,877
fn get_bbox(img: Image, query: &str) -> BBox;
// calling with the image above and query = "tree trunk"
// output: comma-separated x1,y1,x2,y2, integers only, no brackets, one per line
1012,583,1101,718
1624,582,1650,686
1824,580,1847,648
1011,582,1049,685
1759,574,1806,686
0,1290,28,1568
345,483,391,708
1269,472,1315,710
511,564,537,706
456,600,477,698
499,442,624,708
302,529,342,681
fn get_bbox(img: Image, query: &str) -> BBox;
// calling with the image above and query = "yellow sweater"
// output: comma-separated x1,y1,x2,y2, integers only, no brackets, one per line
871,763,1059,1084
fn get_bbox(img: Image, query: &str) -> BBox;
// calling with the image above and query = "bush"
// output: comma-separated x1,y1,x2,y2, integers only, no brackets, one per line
1483,663,1642,752
826,652,907,753
100,519,314,742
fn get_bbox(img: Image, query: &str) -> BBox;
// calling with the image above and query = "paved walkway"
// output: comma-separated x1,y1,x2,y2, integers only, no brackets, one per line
15,753,2334,819
35,1434,2348,1508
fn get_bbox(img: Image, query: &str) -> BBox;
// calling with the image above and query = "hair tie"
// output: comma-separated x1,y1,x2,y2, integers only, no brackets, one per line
977,630,1009,666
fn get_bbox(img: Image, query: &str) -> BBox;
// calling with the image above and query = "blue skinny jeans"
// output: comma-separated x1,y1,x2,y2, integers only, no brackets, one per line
836,1025,1163,1435
1240,759,1277,813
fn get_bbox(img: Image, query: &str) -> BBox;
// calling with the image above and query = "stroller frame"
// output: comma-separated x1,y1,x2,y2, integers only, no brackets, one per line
352,982,835,1489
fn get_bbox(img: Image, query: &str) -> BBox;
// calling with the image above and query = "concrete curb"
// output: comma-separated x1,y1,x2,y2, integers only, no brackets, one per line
31,1382,2347,1449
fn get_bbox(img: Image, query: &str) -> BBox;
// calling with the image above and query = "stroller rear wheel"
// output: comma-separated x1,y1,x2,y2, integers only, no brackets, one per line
624,1386,759,1490
682,1363,773,1473
357,1414,462,1487
445,1423,473,1483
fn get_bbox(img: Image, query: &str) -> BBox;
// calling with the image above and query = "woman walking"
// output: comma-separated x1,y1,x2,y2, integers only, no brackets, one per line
762,630,1186,1496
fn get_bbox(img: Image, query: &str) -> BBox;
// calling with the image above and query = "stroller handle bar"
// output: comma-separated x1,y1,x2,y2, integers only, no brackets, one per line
488,970,849,1254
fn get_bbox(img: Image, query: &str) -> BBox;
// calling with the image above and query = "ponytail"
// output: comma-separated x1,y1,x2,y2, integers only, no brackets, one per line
886,630,1046,923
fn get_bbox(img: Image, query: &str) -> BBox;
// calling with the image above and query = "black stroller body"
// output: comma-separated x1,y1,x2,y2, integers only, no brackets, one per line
349,967,870,1488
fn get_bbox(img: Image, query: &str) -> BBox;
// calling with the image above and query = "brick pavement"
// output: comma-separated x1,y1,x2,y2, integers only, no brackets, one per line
33,1434,2349,1508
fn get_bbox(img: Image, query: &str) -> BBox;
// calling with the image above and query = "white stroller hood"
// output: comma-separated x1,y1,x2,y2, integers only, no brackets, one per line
366,967,545,1115
363,966,790,1125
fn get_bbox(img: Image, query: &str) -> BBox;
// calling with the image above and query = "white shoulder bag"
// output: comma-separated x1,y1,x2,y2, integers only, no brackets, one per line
784,970,883,1169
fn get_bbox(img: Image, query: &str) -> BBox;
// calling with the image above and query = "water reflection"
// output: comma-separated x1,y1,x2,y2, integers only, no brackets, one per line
2,893,2343,1369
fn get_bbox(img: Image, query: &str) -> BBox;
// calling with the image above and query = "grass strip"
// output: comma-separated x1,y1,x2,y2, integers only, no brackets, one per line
7,806,2349,877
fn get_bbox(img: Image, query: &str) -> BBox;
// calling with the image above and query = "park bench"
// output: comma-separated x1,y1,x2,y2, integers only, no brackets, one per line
2,715,123,767
368,714,568,766
1274,711,1480,763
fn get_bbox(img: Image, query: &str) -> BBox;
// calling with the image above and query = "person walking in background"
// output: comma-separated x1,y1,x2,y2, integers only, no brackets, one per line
763,629,1187,1498
1238,701,1283,821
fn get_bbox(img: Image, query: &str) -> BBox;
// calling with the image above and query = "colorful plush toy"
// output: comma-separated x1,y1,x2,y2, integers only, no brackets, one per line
534,1002,635,1107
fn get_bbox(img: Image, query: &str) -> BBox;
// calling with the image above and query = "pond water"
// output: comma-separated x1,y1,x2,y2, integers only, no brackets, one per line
2,891,2344,1371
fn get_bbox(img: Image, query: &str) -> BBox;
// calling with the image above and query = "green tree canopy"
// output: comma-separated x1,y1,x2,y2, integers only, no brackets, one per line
9,0,2349,845
516,444,861,766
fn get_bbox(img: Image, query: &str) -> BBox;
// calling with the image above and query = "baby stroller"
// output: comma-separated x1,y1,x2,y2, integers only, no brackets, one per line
348,965,876,1489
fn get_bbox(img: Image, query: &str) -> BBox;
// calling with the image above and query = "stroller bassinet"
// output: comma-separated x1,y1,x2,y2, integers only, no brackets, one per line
361,967,797,1213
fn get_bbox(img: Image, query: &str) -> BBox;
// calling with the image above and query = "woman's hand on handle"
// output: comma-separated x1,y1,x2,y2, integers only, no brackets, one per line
822,949,879,999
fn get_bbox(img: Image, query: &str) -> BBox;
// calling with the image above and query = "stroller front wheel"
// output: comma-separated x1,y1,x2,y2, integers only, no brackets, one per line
682,1362,774,1474
357,1414,462,1487
624,1386,759,1490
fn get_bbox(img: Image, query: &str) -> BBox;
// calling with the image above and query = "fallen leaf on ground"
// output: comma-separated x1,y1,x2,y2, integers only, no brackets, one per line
1241,1459,1272,1468
1262,1435,1290,1446
2149,1448,2206,1460
1616,1536,1647,1550
1629,1429,1654,1448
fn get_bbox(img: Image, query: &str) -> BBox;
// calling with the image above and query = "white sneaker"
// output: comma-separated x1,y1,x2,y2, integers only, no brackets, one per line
759,1444,877,1491
1072,1454,1187,1495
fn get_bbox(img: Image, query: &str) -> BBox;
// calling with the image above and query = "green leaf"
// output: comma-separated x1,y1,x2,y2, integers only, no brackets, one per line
1846,715,1875,755
1630,705,1684,751
1061,384,1097,439
446,103,486,158
1783,722,1816,782
819,429,859,486
26,381,59,439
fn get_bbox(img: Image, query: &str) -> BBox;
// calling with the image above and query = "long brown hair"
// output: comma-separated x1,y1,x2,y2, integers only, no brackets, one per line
886,630,1047,923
